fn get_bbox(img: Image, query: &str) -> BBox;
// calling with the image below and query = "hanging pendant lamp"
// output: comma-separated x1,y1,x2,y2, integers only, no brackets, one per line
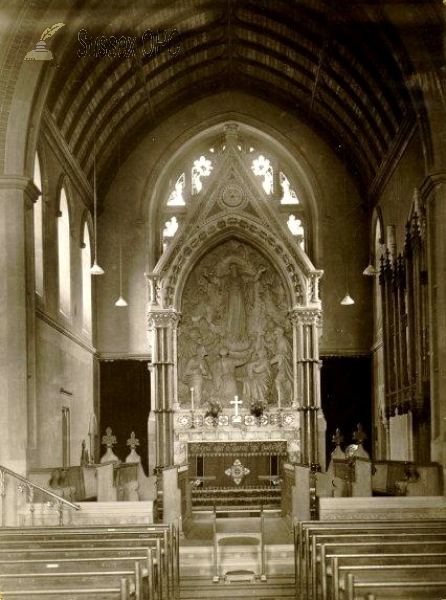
114,234,128,307
90,142,104,275
340,262,355,305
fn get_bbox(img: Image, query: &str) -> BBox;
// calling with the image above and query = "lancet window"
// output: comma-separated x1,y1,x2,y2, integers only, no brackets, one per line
58,186,71,317
33,153,44,297
81,221,92,335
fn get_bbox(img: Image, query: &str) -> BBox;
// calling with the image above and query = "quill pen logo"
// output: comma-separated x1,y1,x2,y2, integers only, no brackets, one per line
24,23,65,61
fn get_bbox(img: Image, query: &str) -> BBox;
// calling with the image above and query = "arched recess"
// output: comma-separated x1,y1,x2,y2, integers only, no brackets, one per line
146,130,325,477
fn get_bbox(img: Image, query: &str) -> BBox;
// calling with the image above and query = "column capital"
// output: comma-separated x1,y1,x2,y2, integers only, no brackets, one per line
420,170,446,201
147,307,181,330
0,175,40,208
289,307,322,326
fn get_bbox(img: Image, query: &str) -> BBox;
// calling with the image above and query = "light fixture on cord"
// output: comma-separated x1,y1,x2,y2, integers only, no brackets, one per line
340,141,355,305
362,263,378,276
340,262,355,305
90,141,104,275
114,234,128,307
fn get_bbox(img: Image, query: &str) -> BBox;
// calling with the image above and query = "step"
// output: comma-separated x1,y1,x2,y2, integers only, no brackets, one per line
180,543,294,577
180,574,295,599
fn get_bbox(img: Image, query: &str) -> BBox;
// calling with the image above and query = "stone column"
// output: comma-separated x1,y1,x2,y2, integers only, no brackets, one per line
0,176,37,475
422,173,446,475
291,307,324,468
147,307,180,472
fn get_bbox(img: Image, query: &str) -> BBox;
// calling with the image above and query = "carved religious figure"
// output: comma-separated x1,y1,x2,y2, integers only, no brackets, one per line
242,348,270,405
204,260,266,343
213,347,250,403
178,240,293,407
270,327,293,405
182,346,211,407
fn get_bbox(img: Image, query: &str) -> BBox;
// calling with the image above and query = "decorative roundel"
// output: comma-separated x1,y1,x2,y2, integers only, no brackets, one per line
220,184,246,209
259,414,268,426
178,414,192,427
283,413,295,425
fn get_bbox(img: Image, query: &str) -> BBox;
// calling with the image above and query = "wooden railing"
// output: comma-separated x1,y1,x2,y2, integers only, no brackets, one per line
0,464,81,527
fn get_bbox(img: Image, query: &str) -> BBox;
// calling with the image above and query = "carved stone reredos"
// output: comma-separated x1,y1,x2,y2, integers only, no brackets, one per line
177,238,295,407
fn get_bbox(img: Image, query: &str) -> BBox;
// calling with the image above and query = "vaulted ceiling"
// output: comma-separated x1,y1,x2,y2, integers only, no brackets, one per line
38,0,445,193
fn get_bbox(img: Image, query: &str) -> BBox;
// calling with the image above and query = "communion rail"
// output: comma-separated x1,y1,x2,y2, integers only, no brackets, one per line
0,464,81,527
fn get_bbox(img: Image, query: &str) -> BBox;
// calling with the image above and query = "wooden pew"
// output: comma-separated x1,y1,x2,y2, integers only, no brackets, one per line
345,570,446,600
294,520,446,600
0,565,143,599
329,552,446,600
316,538,446,600
0,524,178,600
331,559,446,600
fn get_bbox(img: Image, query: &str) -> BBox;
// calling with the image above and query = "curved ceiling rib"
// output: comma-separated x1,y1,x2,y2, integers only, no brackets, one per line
46,0,418,194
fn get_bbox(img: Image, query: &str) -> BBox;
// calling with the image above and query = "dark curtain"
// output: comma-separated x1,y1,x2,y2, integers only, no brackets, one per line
320,355,372,466
100,360,150,474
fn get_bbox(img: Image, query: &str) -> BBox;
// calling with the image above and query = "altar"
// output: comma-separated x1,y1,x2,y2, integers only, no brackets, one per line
173,403,301,509
187,438,287,509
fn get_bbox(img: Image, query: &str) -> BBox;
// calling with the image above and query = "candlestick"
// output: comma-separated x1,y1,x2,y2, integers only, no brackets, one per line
277,388,281,409
190,387,194,411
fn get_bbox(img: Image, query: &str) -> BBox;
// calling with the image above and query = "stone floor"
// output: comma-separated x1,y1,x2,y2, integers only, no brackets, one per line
181,512,294,547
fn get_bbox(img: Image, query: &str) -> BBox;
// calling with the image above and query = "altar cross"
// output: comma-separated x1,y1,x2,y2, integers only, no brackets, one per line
230,395,242,417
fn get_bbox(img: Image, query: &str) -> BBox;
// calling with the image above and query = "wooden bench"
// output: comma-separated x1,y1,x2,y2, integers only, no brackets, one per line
329,552,446,600
0,524,178,600
332,561,446,600
345,570,446,600
316,538,446,600
294,520,446,600
0,566,143,599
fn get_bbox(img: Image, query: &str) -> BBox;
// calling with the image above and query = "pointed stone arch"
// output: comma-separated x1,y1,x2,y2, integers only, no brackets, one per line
155,213,320,312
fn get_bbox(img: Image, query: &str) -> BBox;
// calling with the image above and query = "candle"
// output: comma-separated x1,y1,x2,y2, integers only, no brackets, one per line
277,388,281,409
190,387,194,411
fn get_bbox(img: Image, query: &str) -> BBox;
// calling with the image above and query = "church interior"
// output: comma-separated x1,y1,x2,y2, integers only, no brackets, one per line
1,1,446,598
